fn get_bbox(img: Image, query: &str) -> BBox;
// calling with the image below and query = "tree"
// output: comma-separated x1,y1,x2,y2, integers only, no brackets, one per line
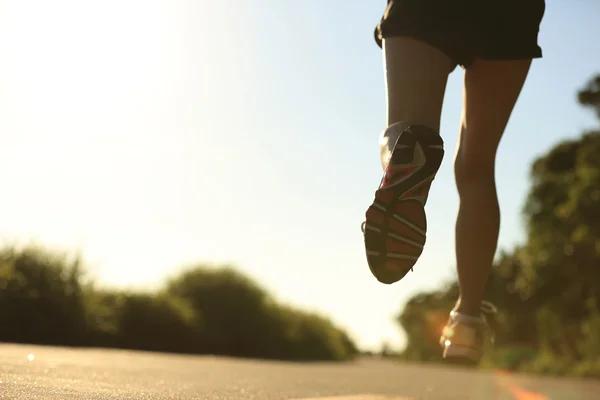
517,74,600,357
578,74,600,117
0,246,88,345
166,265,358,361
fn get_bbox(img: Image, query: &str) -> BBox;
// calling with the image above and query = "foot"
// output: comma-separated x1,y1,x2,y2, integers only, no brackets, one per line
439,301,498,365
362,124,444,284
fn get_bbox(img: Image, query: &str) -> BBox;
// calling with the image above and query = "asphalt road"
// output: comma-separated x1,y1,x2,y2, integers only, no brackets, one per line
1,344,598,400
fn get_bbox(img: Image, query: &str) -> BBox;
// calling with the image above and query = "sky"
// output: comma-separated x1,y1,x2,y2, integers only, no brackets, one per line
0,0,599,352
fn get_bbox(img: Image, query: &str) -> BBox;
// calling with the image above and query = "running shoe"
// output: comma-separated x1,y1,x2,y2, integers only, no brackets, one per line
362,123,444,284
440,300,498,365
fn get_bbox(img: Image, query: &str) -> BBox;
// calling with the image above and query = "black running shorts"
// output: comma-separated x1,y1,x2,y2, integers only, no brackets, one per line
374,0,545,70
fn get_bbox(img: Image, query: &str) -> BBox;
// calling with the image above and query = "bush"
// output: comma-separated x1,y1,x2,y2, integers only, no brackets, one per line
480,346,539,371
0,247,357,361
273,304,358,361
571,360,600,379
83,287,122,346
117,292,201,353
166,266,276,357
518,352,575,377
167,265,358,361
0,245,87,345
577,306,600,358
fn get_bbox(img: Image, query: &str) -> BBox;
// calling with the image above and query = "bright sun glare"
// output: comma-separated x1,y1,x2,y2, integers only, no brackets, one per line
0,1,218,287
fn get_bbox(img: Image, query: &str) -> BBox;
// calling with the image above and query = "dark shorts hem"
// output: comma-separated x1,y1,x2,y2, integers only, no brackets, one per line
374,0,545,70
375,29,462,70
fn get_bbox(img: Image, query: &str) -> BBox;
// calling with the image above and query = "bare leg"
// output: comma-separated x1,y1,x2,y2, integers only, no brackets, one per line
453,59,532,316
364,37,453,284
379,37,452,169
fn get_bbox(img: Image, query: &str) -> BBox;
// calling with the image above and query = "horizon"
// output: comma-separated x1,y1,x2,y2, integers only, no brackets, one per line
0,0,599,352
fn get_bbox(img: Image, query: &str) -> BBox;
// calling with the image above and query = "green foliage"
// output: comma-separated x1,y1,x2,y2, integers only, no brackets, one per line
166,266,357,360
395,73,600,378
518,352,575,377
522,131,600,312
480,346,539,371
276,305,359,361
578,300,600,358
113,292,201,353
571,360,600,379
166,266,274,357
578,74,600,118
83,288,202,353
0,249,357,361
398,281,458,363
0,246,87,345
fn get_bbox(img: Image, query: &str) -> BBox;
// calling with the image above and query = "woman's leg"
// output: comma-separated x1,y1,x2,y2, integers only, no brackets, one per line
363,37,452,284
379,37,452,166
453,59,532,316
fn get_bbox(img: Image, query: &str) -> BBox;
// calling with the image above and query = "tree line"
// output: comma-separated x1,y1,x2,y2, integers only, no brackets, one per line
0,246,357,361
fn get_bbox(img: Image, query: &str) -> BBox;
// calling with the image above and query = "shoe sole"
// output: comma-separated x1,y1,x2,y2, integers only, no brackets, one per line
363,127,444,284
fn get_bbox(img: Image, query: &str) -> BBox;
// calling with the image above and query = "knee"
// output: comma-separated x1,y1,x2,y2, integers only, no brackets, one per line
454,147,496,192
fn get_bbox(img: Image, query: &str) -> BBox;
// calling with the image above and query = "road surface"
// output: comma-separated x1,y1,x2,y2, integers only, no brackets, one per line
1,344,598,399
